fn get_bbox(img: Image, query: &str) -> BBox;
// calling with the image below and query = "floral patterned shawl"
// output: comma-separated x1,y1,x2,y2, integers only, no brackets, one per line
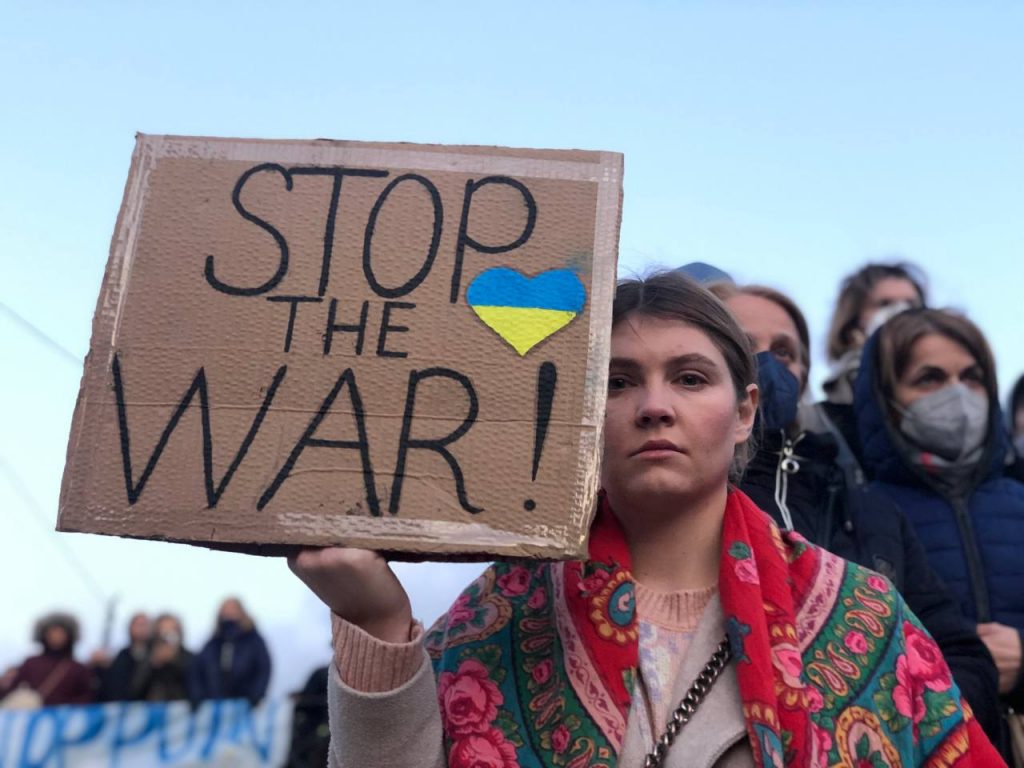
424,490,1002,767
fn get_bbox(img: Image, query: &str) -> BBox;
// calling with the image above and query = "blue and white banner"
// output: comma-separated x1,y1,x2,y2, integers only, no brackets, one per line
0,698,294,767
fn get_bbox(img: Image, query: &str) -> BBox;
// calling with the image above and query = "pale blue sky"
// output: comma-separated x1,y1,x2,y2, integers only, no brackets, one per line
2,2,1022,697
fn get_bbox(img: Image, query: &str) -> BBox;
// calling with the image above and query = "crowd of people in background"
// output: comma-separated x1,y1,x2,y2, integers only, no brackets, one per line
700,260,1024,760
0,597,273,708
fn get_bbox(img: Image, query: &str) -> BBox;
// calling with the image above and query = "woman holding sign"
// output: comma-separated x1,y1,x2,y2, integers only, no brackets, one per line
291,273,1002,767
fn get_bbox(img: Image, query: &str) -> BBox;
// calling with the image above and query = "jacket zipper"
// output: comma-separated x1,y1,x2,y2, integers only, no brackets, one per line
774,432,806,533
950,497,991,622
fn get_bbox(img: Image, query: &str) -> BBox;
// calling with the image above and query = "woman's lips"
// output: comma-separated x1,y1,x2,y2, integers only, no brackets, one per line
631,440,683,457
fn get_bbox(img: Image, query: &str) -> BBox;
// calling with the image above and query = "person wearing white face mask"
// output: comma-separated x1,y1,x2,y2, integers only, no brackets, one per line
824,261,928,407
853,307,1024,757
809,262,928,479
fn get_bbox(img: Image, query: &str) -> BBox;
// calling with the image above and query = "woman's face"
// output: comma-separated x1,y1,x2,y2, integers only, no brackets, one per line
601,314,756,511
858,277,921,334
43,625,69,652
218,599,244,623
892,332,987,411
724,293,805,390
155,617,182,643
129,614,151,644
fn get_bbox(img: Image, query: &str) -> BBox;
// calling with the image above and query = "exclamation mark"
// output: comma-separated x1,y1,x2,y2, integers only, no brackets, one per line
525,361,557,511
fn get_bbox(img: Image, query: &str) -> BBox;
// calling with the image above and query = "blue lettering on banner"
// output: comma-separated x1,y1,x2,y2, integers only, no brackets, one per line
0,699,293,767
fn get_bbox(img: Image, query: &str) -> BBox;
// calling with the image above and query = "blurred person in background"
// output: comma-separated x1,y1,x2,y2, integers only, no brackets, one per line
94,611,152,701
138,612,193,701
854,308,1024,731
286,663,331,768
1010,374,1024,452
713,281,1003,744
1005,373,1024,483
0,612,94,707
813,262,928,472
189,597,271,706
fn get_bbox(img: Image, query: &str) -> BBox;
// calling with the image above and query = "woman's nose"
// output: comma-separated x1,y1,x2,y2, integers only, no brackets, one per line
636,385,675,426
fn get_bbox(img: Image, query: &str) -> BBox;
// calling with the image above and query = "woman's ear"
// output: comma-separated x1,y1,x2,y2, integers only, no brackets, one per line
736,383,759,443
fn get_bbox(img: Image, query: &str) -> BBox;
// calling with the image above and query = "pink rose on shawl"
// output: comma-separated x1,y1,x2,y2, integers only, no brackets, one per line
531,659,553,685
449,594,476,626
771,643,804,688
893,654,927,725
551,724,571,753
810,721,833,767
581,570,610,594
843,630,868,655
866,574,889,593
438,659,504,737
449,728,520,768
497,566,531,597
903,621,952,692
804,685,824,713
734,557,759,584
527,587,547,610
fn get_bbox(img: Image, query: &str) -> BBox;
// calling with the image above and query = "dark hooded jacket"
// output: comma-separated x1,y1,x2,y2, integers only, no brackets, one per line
187,622,271,705
854,331,1024,707
741,427,1003,741
96,644,150,701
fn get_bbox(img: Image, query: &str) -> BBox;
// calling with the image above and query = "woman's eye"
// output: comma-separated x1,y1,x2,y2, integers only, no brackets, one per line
608,376,630,391
772,346,794,362
962,368,985,385
913,369,945,387
676,372,705,387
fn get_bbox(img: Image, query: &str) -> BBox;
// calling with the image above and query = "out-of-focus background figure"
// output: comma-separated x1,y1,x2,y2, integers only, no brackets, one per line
139,612,193,701
93,611,151,702
188,597,271,706
0,612,94,707
855,308,1024,745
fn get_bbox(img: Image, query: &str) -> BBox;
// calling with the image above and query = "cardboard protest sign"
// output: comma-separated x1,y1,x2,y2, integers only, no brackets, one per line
58,135,622,559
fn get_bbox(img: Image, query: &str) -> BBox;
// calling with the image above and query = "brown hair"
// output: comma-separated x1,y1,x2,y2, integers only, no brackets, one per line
707,282,811,388
217,597,255,632
613,272,757,479
827,262,927,361
1010,373,1024,436
154,612,184,637
875,308,998,407
33,612,80,649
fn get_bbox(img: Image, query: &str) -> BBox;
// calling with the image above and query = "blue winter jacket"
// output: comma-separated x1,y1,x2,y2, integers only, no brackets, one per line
854,332,1024,705
187,623,271,705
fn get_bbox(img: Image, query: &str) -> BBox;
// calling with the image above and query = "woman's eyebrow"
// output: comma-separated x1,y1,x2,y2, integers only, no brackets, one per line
666,353,718,369
608,357,641,372
608,353,718,370
910,364,946,378
770,332,798,350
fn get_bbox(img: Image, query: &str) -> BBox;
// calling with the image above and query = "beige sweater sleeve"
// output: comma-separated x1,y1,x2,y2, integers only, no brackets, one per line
327,616,447,768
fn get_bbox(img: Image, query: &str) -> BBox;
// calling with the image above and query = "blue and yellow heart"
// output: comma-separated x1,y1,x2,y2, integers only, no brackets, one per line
467,268,586,356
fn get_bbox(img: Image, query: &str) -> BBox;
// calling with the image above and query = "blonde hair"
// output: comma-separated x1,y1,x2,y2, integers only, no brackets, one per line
827,262,927,361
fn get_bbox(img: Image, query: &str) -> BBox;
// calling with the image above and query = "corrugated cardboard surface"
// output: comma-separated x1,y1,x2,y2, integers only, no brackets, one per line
59,135,622,559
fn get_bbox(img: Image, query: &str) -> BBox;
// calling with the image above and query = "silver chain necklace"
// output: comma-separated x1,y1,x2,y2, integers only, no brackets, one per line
642,635,733,768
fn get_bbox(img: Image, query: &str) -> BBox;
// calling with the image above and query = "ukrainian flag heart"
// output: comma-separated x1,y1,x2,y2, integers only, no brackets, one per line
467,268,586,356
